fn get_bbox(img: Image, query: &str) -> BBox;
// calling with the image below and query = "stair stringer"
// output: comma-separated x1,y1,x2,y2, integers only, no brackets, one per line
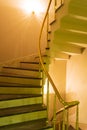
47,0,72,60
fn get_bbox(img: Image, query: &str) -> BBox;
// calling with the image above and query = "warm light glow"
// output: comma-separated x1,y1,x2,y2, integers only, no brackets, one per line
1,0,47,17
44,78,54,94
19,0,45,15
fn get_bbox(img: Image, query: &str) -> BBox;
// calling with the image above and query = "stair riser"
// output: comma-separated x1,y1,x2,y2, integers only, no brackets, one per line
2,68,42,78
0,87,42,94
20,63,41,70
0,77,42,86
0,110,47,127
0,97,42,109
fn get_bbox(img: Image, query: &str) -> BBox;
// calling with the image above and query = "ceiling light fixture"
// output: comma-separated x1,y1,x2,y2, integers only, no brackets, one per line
19,0,45,15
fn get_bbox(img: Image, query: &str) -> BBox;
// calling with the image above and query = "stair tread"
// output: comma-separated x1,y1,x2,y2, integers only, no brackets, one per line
0,118,52,130
0,104,46,117
0,94,42,101
3,66,41,72
0,73,42,79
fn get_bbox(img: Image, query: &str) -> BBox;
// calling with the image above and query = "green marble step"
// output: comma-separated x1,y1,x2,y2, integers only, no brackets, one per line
69,0,87,17
0,86,42,94
61,15,87,33
0,74,42,86
2,66,42,77
0,104,47,127
0,118,53,130
0,94,42,109
0,94,42,101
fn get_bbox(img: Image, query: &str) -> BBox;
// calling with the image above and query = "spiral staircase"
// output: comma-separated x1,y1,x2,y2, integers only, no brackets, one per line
0,0,87,129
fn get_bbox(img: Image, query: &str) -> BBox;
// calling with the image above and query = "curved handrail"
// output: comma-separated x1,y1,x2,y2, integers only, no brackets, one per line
38,0,79,115
51,100,79,121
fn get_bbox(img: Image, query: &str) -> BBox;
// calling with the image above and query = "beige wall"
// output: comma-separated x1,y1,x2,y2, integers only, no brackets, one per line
48,59,67,119
49,59,66,96
66,48,87,125
0,0,47,63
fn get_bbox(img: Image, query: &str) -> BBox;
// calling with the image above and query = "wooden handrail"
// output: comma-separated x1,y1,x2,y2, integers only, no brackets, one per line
51,100,79,121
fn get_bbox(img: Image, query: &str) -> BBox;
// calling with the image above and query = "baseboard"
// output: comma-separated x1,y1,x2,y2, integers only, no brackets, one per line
0,53,39,68
70,122,87,130
0,50,46,68
79,123,87,130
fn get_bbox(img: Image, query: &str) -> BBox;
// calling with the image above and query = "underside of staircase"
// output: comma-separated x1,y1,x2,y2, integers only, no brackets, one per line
48,0,87,60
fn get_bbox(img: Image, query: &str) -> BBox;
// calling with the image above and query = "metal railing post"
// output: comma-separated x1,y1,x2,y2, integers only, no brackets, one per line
42,70,45,104
66,109,69,130
76,104,79,130
47,78,49,121
53,94,56,130
62,109,66,130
